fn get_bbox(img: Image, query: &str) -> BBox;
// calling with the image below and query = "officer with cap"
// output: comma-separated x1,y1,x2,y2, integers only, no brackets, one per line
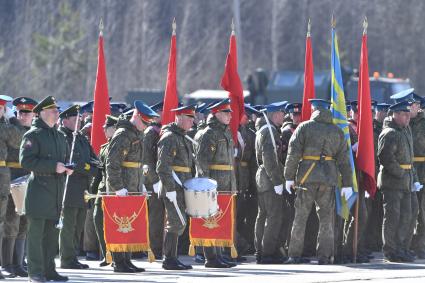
57,105,99,269
378,100,421,262
2,97,37,278
92,115,119,267
194,98,237,268
285,99,352,265
106,100,158,273
20,96,72,282
254,101,287,264
157,104,197,270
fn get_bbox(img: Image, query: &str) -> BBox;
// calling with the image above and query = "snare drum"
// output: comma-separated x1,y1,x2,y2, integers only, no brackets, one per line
183,177,218,218
10,175,29,216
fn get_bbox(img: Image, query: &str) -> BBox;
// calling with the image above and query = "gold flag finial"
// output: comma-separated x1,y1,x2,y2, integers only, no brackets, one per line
99,18,104,36
307,18,311,37
363,16,368,35
172,18,176,35
231,18,235,35
331,13,336,28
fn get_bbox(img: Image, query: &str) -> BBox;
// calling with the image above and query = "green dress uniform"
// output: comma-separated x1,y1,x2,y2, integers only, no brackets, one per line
284,106,352,263
378,114,417,261
58,107,99,268
157,121,194,270
19,99,69,281
142,122,164,259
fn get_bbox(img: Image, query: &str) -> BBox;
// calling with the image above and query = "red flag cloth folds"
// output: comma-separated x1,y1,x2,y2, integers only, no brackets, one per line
301,35,315,122
102,196,154,261
221,34,245,145
188,194,237,258
356,34,376,198
161,34,178,126
91,34,111,155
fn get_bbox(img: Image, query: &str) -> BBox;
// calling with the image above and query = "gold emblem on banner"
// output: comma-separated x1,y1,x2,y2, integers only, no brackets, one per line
202,209,223,229
112,212,138,233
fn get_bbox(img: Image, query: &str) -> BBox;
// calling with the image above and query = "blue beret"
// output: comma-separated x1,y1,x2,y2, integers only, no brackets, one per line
134,100,159,118
309,99,331,109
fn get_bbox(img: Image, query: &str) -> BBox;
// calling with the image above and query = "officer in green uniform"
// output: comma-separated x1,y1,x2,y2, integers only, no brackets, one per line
2,97,37,278
20,96,72,283
157,104,196,270
57,105,99,269
106,100,158,273
254,102,287,264
284,99,352,265
92,115,118,267
142,101,164,260
378,98,421,262
194,98,237,268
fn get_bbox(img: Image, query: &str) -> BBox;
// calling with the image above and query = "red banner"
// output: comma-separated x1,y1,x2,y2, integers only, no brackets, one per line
188,194,237,257
102,196,154,261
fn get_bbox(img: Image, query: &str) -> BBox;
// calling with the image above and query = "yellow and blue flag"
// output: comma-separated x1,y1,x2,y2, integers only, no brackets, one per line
330,27,358,220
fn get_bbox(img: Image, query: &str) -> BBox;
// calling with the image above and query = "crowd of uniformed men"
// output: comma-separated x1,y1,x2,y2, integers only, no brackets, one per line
0,87,424,282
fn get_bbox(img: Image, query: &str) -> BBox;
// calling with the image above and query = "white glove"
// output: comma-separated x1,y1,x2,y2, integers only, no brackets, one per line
116,188,128,196
5,107,15,119
274,184,283,195
153,181,160,194
286,180,294,193
166,191,177,203
365,191,370,199
234,148,238,157
414,182,423,192
351,142,358,152
341,187,353,201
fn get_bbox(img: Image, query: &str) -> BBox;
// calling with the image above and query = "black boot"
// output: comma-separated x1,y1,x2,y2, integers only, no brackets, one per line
162,257,186,270
1,237,17,277
13,238,28,277
124,253,145,272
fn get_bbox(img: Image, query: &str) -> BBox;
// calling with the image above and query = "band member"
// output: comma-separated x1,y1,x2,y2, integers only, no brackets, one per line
105,101,158,273
157,104,196,270
20,96,72,282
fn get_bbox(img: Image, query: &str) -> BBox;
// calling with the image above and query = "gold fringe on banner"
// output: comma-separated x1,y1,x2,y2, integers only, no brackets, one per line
188,244,196,256
106,251,112,264
147,249,155,263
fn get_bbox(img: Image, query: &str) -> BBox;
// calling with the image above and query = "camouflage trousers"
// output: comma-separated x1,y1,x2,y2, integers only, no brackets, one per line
288,185,335,259
382,189,412,256
404,192,419,251
412,190,425,252
147,191,165,257
4,194,27,239
163,190,186,259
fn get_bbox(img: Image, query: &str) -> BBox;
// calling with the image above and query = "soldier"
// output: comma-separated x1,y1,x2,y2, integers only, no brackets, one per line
194,98,237,268
156,104,196,270
284,99,352,265
57,105,99,269
254,101,288,264
92,115,118,267
378,99,422,262
2,97,37,278
142,101,164,260
105,100,158,273
20,96,72,283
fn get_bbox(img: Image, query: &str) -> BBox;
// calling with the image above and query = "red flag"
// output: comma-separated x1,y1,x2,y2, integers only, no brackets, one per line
356,32,376,198
221,32,244,145
91,31,110,154
301,28,315,122
161,27,178,126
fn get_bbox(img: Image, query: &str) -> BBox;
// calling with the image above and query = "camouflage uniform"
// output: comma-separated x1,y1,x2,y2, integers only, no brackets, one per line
157,123,193,261
378,116,416,258
142,122,164,258
254,117,285,260
194,114,236,262
409,111,425,256
284,108,352,261
106,117,144,268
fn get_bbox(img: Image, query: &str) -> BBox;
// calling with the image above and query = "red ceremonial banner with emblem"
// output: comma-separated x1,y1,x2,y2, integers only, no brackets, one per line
102,196,154,262
188,194,237,257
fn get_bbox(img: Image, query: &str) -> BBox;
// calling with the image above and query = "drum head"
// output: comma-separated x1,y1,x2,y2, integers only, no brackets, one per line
183,177,217,192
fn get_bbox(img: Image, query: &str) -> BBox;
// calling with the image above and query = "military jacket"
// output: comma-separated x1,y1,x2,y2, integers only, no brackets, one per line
106,117,144,193
194,115,236,192
378,117,417,191
410,112,425,183
235,125,256,192
284,108,352,187
142,123,161,190
157,123,193,195
59,126,98,208
6,121,30,180
19,118,69,219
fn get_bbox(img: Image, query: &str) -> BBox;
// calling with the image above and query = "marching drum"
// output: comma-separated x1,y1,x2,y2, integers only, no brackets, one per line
10,175,29,216
183,177,219,218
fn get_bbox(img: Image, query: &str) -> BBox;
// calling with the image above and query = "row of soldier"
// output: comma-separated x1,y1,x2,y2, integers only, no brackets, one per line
0,89,424,282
